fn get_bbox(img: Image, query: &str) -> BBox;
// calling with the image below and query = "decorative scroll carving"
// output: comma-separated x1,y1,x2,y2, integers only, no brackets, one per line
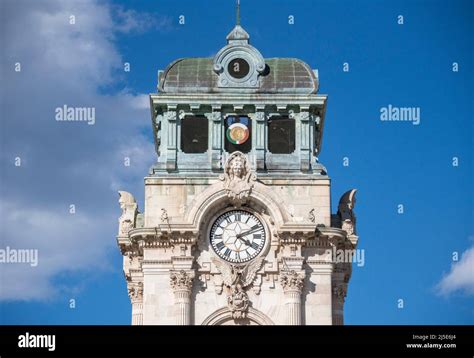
118,191,138,236
254,111,265,121
220,151,256,206
337,189,357,235
308,208,316,223
163,110,176,122
207,112,221,121
298,111,310,122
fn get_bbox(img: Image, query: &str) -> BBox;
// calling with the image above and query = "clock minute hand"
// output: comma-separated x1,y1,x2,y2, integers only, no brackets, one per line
236,227,260,239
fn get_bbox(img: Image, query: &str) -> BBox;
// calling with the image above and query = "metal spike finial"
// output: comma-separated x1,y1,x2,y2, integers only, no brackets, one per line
236,0,241,25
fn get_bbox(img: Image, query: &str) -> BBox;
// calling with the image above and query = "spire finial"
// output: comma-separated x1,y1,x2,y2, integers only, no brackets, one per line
236,0,241,25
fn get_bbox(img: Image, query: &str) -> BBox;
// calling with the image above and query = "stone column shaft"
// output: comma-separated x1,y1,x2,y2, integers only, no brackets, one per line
174,289,191,325
285,289,302,325
131,302,143,325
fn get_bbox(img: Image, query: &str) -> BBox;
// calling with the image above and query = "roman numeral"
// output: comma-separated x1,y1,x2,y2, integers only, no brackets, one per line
214,234,222,241
224,248,231,257
250,241,259,250
235,252,241,261
253,234,261,240
235,213,241,222
244,216,250,224
216,241,225,250
251,224,260,230
225,216,232,224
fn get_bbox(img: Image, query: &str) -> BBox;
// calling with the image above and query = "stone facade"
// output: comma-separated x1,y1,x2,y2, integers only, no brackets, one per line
117,21,359,325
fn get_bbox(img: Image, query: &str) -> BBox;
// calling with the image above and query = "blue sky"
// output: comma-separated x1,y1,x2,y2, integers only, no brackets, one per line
0,0,472,325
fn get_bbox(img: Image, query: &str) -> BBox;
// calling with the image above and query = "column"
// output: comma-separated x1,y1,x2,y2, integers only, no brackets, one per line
164,110,177,171
128,282,143,325
170,270,194,325
311,263,334,325
253,110,266,171
206,111,222,171
332,283,347,325
280,270,304,325
298,111,311,172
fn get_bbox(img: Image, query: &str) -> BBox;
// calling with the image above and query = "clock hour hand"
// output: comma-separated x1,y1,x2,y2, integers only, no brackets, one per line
236,236,252,246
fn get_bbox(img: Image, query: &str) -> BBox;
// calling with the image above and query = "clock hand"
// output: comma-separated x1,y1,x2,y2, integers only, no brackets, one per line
236,227,261,239
235,236,252,246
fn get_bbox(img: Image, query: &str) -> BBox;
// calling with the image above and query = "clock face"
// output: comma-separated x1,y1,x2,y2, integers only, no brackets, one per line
210,210,266,263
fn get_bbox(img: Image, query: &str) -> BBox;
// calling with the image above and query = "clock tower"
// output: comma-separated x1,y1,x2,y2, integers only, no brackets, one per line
117,13,359,326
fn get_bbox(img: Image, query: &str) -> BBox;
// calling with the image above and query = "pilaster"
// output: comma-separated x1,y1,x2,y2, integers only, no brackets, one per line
165,110,177,171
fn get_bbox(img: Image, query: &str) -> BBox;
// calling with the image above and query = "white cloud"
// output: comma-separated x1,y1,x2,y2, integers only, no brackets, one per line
0,0,163,301
0,201,114,301
113,7,173,34
436,245,474,296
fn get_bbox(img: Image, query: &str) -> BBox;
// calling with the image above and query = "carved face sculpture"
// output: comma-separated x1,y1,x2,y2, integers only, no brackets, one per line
231,157,244,179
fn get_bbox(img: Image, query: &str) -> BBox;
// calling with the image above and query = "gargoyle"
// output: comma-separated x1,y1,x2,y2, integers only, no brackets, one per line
337,189,357,236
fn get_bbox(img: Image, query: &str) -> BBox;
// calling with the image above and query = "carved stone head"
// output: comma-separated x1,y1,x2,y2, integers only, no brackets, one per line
225,151,251,181
231,157,244,178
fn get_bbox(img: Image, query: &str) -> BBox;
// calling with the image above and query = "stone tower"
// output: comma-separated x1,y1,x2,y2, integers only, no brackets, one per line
117,16,358,325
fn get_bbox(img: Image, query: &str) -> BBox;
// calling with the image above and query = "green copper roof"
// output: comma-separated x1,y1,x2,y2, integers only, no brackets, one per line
159,57,318,94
